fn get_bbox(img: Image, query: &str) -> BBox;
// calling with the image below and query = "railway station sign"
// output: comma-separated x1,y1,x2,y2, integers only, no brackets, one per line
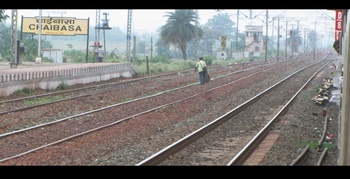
22,17,89,36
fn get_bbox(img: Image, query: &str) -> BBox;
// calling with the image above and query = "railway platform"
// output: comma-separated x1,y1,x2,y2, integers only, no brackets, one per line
0,61,138,97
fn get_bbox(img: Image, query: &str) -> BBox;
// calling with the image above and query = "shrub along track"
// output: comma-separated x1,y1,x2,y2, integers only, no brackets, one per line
0,50,339,165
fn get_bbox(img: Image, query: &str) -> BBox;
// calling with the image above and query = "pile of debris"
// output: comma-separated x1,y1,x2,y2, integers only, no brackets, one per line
312,78,333,105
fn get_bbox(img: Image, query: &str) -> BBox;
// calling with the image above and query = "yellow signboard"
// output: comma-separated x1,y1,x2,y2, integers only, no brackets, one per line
22,17,89,36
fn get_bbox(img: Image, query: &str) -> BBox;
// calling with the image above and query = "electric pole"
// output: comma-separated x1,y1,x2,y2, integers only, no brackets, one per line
10,9,17,68
126,10,132,62
313,21,317,61
265,10,268,63
236,9,239,51
194,9,199,59
93,9,101,63
285,20,288,59
277,17,280,61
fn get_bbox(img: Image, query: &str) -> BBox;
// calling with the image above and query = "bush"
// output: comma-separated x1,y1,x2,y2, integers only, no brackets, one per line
57,82,69,90
14,87,34,95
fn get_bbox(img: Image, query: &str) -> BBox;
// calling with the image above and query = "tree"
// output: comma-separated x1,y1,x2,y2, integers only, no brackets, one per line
0,23,12,60
160,9,203,61
286,29,302,55
0,9,9,23
136,40,147,54
205,13,236,42
307,30,317,50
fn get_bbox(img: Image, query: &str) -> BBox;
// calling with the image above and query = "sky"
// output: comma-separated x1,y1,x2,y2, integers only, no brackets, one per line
4,9,336,36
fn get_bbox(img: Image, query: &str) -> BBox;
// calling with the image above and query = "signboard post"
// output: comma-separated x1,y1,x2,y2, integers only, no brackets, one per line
21,16,89,63
335,10,343,41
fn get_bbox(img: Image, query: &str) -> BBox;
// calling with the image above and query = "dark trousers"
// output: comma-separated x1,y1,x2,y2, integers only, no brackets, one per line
198,71,205,85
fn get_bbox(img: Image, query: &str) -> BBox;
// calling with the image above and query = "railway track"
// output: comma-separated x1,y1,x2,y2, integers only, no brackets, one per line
289,110,333,166
0,60,270,115
0,51,335,165
0,59,280,135
136,53,333,165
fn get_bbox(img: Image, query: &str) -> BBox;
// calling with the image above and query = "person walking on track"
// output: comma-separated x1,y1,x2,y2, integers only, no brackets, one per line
194,57,207,85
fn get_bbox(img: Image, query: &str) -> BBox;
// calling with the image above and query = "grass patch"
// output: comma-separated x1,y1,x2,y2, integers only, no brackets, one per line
308,141,319,149
57,82,70,91
14,87,34,96
24,95,65,106
308,140,336,149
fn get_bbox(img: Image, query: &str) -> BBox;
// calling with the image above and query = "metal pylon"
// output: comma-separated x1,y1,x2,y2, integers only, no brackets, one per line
10,9,17,68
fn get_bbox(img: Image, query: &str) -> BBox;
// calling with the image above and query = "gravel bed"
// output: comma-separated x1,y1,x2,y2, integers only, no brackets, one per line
0,51,340,166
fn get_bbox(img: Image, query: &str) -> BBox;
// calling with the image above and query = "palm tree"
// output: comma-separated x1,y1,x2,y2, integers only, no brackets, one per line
160,9,203,60
0,9,9,22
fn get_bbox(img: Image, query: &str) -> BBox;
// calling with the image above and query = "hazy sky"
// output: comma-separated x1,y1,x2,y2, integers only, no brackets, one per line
5,9,217,33
5,9,335,35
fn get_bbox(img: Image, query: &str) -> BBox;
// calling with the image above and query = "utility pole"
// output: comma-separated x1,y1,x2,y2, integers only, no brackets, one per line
304,28,306,53
291,24,294,57
271,17,275,56
150,36,153,61
236,9,239,51
96,12,112,56
194,9,199,59
133,36,136,64
285,20,288,59
10,9,17,68
277,17,280,61
265,10,268,63
93,9,101,63
126,10,132,62
35,10,42,64
96,10,100,46
313,21,316,61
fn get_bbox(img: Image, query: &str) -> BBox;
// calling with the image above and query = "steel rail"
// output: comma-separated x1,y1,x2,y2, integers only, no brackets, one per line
227,55,332,166
0,59,280,138
0,61,282,162
135,54,331,166
0,61,270,116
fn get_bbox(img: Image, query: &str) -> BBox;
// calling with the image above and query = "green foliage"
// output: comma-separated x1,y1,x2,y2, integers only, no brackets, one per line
135,57,197,75
108,48,121,59
22,87,34,94
202,56,213,65
160,9,204,60
150,55,171,63
57,82,70,90
64,48,88,63
67,44,73,49
21,33,53,60
133,53,251,77
22,53,36,62
136,40,148,53
0,23,11,60
308,141,335,150
14,87,34,96
205,12,236,41
287,29,303,54
0,10,9,23
308,30,317,49
24,95,65,106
